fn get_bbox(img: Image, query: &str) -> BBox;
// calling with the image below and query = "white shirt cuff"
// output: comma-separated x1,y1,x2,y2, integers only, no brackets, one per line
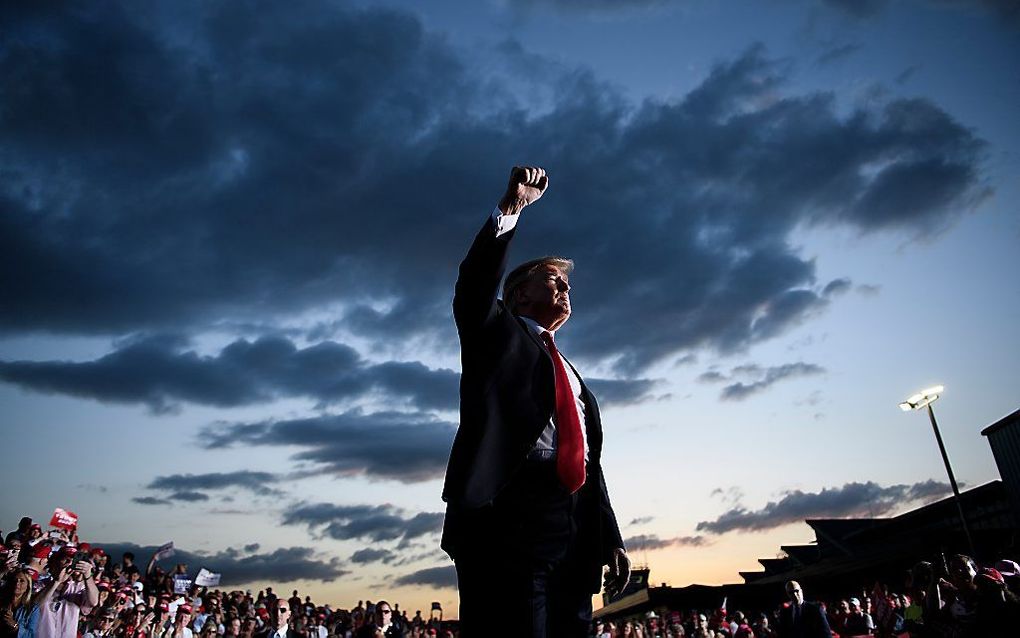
491,206,520,237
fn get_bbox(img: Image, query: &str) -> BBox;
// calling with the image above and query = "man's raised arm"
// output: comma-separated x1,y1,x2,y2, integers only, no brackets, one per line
453,166,549,331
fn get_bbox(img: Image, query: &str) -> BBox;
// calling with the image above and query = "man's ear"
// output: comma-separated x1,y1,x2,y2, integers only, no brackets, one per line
514,285,530,307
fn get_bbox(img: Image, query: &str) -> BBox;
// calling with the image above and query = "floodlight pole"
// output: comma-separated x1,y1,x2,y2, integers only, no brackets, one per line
926,403,976,557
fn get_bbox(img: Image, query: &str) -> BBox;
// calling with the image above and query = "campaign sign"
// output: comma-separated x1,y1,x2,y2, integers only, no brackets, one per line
173,578,193,594
49,508,78,531
154,542,175,561
195,568,221,587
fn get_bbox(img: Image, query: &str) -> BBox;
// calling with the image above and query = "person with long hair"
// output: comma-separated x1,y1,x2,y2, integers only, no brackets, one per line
0,570,40,638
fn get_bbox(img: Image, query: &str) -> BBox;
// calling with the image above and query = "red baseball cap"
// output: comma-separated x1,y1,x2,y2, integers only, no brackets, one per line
977,567,1005,586
32,545,52,559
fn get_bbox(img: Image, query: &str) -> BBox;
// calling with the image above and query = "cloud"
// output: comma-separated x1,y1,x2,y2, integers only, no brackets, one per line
822,278,852,297
629,516,655,526
0,335,459,413
282,503,444,544
624,534,707,551
349,548,396,565
817,0,1020,29
84,542,347,585
895,65,921,85
146,471,281,498
695,479,951,534
720,362,825,401
698,371,727,383
168,491,210,502
585,378,658,405
0,333,656,411
131,496,172,506
200,410,455,483
0,5,989,377
816,43,862,66
393,565,458,589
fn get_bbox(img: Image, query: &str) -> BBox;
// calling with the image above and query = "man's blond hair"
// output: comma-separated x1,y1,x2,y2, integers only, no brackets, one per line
502,256,574,314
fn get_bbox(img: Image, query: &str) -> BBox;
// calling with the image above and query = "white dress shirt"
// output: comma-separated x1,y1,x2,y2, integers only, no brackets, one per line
491,207,590,461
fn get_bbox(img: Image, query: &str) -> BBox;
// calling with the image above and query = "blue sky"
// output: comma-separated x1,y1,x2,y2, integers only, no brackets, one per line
1,0,1017,614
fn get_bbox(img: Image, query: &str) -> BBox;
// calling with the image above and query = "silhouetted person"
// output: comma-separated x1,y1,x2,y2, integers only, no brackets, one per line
778,581,831,638
441,167,628,637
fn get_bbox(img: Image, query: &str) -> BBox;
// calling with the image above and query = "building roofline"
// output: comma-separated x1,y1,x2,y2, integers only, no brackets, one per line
981,408,1020,437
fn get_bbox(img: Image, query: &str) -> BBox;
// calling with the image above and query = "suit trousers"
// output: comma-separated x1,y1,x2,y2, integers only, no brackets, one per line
454,458,596,638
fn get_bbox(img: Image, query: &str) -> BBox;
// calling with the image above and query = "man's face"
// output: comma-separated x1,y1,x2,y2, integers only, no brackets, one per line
849,601,861,616
516,264,571,331
838,601,849,614
950,556,977,588
377,604,392,624
277,603,291,626
786,582,804,605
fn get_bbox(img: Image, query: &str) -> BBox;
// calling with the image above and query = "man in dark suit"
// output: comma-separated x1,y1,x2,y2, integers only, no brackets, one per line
440,166,629,637
256,600,300,638
778,580,832,638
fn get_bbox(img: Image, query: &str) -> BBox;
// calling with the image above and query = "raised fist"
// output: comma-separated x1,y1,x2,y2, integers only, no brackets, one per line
499,166,548,215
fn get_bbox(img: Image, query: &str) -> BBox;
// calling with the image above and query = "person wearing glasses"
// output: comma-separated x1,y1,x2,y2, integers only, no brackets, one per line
354,600,402,638
257,602,297,638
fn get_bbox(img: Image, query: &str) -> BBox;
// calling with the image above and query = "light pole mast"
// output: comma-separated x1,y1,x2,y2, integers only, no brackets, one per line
900,385,976,557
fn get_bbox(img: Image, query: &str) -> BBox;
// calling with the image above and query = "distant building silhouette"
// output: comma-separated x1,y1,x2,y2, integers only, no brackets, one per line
594,408,1020,622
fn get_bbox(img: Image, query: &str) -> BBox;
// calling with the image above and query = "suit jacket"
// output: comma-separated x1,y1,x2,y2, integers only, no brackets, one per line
440,216,624,584
778,602,832,638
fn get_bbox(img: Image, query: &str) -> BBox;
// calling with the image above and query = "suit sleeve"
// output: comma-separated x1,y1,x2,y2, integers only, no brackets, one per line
453,215,516,336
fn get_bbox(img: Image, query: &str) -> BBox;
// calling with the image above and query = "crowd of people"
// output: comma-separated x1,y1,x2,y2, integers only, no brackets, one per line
594,554,1020,637
0,516,452,638
2,515,1017,637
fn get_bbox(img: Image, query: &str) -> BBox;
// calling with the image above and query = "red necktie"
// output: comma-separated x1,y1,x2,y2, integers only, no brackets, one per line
542,332,585,493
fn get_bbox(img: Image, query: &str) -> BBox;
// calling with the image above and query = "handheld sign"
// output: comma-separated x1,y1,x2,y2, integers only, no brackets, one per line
195,568,221,587
50,508,78,531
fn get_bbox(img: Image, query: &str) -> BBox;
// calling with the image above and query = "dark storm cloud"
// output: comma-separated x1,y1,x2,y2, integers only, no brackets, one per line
0,335,458,413
393,565,458,589
281,503,444,543
695,479,950,534
349,548,396,565
1,4,988,375
819,0,1019,28
0,333,654,410
720,362,825,401
87,542,346,584
146,471,281,499
200,410,454,483
624,534,706,551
